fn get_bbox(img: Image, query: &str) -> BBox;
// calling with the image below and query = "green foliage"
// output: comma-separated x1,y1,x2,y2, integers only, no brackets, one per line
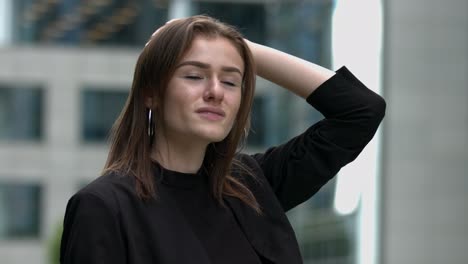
48,223,63,264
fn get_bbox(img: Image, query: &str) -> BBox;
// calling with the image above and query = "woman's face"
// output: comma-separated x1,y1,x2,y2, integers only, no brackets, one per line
160,36,244,145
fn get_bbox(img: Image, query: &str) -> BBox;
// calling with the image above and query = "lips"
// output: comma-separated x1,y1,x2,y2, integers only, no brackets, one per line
195,107,226,120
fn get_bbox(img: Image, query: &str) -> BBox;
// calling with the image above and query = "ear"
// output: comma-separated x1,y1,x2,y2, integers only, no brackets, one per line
145,97,157,109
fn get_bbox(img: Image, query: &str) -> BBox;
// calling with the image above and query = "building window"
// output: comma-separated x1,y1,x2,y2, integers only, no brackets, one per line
247,96,267,147
81,89,128,142
307,177,337,211
0,85,43,141
13,0,168,46
0,182,42,239
301,218,355,263
194,2,267,44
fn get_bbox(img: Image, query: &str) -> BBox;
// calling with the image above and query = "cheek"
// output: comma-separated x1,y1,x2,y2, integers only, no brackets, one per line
162,91,187,124
228,92,242,120
233,101,241,119
164,86,194,112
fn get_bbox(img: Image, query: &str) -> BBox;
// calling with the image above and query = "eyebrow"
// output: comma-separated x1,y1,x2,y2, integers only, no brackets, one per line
176,60,243,76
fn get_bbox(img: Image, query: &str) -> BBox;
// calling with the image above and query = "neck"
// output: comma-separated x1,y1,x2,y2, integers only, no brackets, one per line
151,131,208,174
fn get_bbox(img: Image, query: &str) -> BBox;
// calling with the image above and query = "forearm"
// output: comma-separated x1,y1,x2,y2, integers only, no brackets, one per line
245,39,335,98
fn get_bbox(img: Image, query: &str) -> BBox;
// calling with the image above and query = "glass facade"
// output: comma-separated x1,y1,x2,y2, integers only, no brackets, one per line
300,178,358,263
13,0,168,46
247,96,267,147
195,1,267,44
81,89,128,142
0,182,42,239
0,85,43,141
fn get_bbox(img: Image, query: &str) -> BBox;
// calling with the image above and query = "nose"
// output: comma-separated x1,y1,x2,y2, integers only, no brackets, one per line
203,77,224,103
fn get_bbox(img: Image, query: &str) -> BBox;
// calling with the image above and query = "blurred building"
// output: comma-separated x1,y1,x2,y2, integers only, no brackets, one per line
1,0,466,264
0,1,342,263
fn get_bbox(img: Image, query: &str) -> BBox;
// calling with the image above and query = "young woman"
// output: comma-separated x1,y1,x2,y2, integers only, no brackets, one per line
60,15,385,264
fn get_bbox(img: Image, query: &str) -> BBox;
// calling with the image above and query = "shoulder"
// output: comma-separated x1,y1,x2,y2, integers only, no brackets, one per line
234,153,260,168
80,172,135,198
232,153,269,188
68,172,137,215
232,153,263,176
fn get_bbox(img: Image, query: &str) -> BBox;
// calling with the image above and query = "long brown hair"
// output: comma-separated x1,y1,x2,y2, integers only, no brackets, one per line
103,15,260,213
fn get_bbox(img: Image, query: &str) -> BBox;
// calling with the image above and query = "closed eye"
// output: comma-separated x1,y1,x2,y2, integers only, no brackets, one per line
185,75,203,80
222,81,236,86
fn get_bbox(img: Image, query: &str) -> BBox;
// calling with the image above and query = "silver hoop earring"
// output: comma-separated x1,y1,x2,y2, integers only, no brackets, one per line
147,108,154,145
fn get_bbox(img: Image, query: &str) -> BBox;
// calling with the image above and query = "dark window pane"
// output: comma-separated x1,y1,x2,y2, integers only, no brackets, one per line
195,2,267,44
301,213,357,263
266,1,333,66
247,96,266,147
0,85,43,141
81,89,128,142
307,177,337,211
13,0,168,46
0,182,42,239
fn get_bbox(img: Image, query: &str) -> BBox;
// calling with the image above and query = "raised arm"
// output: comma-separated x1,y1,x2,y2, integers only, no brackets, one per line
245,40,386,211
245,39,335,98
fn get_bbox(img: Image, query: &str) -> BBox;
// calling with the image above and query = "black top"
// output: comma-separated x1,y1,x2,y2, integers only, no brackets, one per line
158,165,262,264
60,66,386,264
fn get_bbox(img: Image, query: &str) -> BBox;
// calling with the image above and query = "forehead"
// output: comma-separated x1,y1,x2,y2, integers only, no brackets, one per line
180,36,244,72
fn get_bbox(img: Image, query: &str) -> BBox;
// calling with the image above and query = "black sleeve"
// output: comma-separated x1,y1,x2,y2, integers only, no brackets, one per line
60,191,126,264
251,66,386,212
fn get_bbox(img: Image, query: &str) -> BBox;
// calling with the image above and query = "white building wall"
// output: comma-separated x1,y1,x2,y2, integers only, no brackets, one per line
382,0,468,263
0,46,138,264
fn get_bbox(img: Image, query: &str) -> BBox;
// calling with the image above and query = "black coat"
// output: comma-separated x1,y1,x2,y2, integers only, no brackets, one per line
60,67,386,264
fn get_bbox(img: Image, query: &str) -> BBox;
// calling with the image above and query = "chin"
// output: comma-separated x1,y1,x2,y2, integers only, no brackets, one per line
204,134,228,143
197,130,230,143
192,123,234,144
